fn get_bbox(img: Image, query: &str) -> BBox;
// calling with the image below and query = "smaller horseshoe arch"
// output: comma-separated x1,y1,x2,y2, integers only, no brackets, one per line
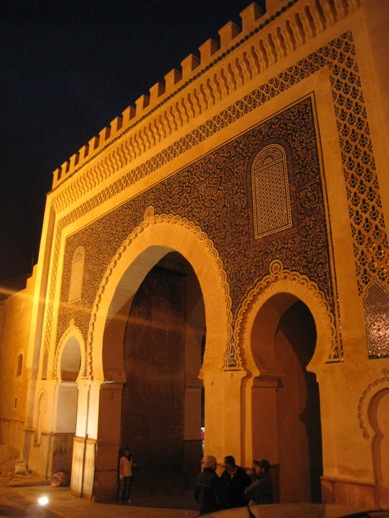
358,370,389,510
53,323,84,478
236,261,334,503
369,387,389,510
235,260,337,375
56,322,85,382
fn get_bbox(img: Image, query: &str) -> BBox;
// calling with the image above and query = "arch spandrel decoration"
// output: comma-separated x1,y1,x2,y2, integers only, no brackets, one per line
87,213,234,380
234,259,338,374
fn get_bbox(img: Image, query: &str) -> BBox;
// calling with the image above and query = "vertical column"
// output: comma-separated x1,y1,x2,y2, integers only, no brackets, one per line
203,369,246,466
250,376,279,462
71,379,93,497
244,375,280,502
93,382,123,501
71,380,124,500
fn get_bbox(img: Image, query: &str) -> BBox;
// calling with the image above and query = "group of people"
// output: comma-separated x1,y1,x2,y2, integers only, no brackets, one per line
195,455,274,516
117,447,273,513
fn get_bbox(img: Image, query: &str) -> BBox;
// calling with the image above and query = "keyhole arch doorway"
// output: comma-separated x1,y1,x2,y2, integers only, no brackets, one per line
54,327,83,477
249,294,322,503
121,251,205,495
237,262,333,505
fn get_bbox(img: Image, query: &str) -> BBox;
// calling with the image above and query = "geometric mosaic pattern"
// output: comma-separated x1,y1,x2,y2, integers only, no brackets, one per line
56,97,337,369
327,35,388,296
43,32,388,362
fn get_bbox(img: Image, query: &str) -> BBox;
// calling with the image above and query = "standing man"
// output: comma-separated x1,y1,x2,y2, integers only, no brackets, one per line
195,455,223,515
118,448,135,503
244,459,274,505
220,455,251,508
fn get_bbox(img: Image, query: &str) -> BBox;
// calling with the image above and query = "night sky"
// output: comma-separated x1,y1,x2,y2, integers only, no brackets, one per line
1,0,265,284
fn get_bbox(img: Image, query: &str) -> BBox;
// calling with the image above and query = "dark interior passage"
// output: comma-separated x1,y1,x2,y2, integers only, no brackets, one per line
121,253,204,495
275,301,322,503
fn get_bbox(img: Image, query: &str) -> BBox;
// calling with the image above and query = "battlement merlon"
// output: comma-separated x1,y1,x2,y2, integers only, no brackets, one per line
51,1,269,189
51,0,360,190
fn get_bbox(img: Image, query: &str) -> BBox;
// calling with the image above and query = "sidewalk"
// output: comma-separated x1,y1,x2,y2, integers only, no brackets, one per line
0,481,200,518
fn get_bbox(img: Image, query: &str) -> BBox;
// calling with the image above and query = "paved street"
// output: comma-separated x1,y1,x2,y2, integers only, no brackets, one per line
0,482,200,518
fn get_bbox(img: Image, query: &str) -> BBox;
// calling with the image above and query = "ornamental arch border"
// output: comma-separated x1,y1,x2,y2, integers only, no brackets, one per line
86,212,233,381
234,260,337,375
358,369,389,440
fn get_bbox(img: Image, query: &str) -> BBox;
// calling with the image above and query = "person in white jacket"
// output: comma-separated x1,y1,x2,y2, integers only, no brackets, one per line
119,448,135,503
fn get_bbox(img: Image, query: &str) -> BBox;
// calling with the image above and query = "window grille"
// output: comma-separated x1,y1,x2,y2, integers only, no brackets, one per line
364,283,389,358
251,144,292,240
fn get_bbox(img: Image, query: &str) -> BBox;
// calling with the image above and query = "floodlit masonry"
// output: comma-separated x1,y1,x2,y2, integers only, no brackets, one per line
0,0,388,510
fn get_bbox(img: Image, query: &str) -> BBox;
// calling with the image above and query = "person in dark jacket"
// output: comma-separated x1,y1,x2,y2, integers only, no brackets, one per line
244,459,274,505
220,455,251,508
195,455,223,515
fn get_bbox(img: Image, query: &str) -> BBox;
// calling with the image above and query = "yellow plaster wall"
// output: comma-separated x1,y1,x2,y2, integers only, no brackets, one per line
0,0,388,508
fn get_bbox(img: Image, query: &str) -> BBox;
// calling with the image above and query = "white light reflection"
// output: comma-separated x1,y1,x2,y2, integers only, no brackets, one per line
38,496,49,506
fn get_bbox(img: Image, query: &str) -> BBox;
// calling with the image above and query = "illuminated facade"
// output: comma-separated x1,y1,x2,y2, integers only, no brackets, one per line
0,0,388,509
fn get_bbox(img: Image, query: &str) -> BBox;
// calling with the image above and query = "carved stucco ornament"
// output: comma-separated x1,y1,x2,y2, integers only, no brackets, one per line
358,368,389,440
233,259,338,372
87,213,233,379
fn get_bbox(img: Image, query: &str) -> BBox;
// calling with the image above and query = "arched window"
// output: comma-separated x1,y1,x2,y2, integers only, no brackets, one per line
68,246,85,303
41,348,49,380
16,353,23,376
60,339,81,382
364,283,389,358
251,144,292,240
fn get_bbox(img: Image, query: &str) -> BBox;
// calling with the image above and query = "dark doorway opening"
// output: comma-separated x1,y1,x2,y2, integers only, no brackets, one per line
275,300,322,503
121,252,204,497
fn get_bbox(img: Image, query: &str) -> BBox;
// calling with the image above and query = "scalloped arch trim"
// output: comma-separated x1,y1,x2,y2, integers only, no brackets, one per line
234,260,338,373
87,213,233,380
358,369,389,440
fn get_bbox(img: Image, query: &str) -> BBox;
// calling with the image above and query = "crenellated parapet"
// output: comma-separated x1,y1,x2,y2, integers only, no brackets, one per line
51,0,361,199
